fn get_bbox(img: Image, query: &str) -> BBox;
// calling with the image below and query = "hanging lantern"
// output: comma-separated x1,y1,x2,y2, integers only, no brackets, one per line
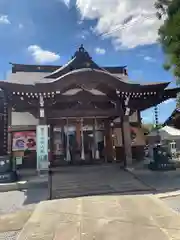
154,105,160,142
154,105,159,129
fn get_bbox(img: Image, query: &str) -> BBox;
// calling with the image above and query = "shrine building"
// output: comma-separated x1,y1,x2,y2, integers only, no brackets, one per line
0,44,179,169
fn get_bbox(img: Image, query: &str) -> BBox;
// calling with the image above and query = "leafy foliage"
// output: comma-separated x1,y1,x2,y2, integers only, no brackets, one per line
141,123,163,135
155,0,171,19
155,0,180,83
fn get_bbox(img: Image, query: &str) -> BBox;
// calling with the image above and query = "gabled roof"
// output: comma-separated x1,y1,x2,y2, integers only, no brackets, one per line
163,107,180,126
148,126,180,140
2,45,179,113
44,45,127,79
11,62,127,75
10,45,127,76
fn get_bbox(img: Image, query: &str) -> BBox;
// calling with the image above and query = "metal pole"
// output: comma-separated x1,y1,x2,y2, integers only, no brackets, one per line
48,163,53,200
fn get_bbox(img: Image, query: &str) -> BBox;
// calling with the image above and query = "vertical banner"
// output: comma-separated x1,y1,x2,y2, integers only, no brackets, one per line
36,125,49,171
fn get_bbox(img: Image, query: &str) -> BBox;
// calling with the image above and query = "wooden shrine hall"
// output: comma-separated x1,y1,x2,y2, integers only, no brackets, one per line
0,44,179,168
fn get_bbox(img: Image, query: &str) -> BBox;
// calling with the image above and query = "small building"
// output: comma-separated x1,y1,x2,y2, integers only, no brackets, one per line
164,108,180,129
0,45,179,169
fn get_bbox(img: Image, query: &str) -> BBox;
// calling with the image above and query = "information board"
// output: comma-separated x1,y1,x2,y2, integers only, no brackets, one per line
36,125,49,171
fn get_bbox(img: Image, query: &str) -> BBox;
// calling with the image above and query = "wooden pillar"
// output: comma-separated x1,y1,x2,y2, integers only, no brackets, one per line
7,104,12,156
93,119,96,159
94,118,100,159
80,118,85,160
61,121,65,158
121,115,132,167
2,92,9,156
104,120,113,162
76,120,81,149
66,118,71,162
49,124,54,163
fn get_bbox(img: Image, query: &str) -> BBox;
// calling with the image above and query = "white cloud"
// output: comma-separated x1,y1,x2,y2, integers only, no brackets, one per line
77,20,83,25
95,47,106,55
76,0,163,49
144,56,156,62
28,45,60,64
62,0,70,7
0,15,10,24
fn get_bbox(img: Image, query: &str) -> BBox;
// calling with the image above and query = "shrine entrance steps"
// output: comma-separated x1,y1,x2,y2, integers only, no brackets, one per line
50,165,152,200
51,158,117,167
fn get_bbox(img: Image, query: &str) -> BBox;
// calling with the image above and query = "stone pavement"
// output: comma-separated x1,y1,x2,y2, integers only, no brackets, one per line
17,194,180,240
2,165,180,239
127,167,180,193
51,165,153,199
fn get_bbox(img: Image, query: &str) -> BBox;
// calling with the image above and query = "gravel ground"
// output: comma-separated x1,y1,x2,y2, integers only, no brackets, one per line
0,188,48,215
0,231,20,240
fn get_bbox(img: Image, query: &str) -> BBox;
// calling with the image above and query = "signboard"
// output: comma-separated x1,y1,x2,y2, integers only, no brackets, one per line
36,125,49,171
16,157,22,165
12,131,36,151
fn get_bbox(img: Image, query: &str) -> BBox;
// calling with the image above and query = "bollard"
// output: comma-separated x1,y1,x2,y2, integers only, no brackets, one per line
48,168,53,200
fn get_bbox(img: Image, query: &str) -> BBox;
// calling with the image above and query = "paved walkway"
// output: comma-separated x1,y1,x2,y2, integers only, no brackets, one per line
127,167,180,193
2,165,180,239
50,165,152,199
17,194,180,240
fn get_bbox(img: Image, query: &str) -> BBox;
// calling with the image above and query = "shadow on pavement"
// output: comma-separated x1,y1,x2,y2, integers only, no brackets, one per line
23,188,48,206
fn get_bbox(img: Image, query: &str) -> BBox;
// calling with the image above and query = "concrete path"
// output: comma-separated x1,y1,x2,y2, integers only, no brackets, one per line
17,194,180,240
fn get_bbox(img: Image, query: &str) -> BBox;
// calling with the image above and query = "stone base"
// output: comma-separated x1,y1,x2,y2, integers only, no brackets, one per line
0,171,18,183
148,162,176,171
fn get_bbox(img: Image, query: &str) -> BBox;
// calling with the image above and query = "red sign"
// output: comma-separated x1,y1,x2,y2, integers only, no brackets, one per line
12,131,36,151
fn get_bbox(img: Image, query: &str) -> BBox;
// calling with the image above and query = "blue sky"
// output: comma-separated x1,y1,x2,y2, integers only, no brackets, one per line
0,0,177,124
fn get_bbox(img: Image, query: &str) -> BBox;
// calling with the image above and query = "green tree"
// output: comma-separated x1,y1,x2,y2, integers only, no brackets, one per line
155,0,171,19
155,0,180,85
141,123,163,135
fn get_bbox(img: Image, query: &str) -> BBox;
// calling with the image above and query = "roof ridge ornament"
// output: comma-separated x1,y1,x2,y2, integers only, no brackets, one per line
79,44,85,52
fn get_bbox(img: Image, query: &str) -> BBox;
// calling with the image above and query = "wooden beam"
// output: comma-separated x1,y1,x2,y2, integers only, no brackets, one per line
55,91,112,102
47,109,120,118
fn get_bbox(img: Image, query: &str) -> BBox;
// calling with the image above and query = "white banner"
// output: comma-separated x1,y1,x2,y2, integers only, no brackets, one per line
36,125,49,171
